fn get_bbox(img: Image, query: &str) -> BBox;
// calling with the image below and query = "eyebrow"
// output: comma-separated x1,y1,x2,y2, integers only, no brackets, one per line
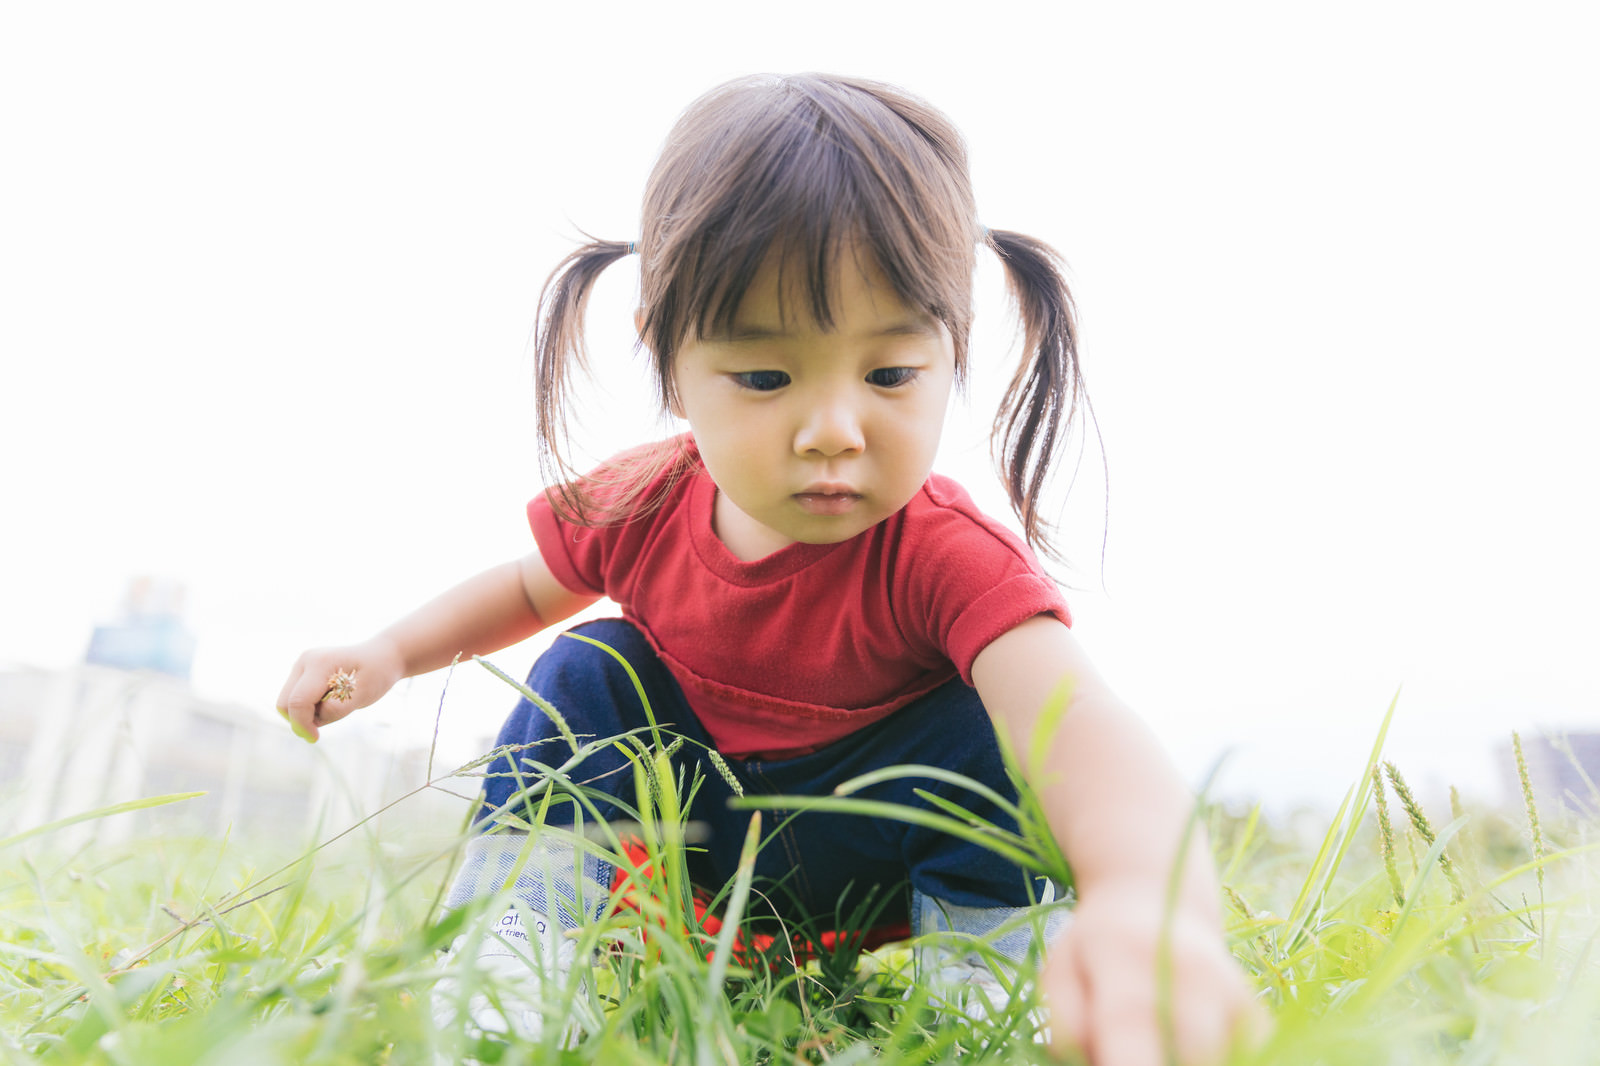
718,319,940,343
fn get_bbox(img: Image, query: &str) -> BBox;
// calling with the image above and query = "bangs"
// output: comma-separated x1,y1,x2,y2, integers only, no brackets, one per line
638,75,979,361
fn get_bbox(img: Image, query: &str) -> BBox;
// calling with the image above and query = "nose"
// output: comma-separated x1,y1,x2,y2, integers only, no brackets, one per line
794,393,865,457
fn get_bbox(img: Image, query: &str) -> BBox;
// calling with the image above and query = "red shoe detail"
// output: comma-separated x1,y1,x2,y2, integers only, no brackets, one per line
607,840,909,964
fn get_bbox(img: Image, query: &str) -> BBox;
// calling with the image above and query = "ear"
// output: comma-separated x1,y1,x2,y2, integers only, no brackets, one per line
634,308,645,337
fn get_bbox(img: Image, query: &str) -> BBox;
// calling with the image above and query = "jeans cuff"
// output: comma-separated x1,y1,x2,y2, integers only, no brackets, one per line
445,830,613,930
912,886,1072,968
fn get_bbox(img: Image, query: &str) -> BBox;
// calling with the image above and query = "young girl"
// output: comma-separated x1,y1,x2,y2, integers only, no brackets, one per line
278,73,1258,1062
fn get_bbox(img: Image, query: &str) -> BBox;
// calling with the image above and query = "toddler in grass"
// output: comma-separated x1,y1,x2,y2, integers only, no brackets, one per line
278,73,1258,1063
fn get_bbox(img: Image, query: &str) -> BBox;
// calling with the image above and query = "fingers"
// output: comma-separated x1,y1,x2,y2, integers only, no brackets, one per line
1055,976,1231,1066
1228,986,1273,1061
1085,1018,1161,1066
1128,956,1255,1066
1153,992,1230,1066
273,657,303,719
275,650,367,743
275,638,405,744
276,654,328,743
1041,941,1092,1063
1170,938,1269,1066
276,705,318,743
1077,967,1167,1066
1041,919,1264,1066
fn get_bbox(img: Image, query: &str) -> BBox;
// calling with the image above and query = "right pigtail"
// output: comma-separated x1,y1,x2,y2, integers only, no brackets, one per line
533,237,639,524
986,228,1092,563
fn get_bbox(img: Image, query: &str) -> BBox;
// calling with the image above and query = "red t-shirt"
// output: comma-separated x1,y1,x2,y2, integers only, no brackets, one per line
528,438,1070,759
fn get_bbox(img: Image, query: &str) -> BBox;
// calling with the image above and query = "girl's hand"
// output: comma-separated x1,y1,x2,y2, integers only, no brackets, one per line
1042,885,1265,1066
269,553,582,744
274,637,406,743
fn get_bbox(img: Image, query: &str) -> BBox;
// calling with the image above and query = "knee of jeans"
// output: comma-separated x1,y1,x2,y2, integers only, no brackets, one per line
516,620,658,718
552,619,654,671
527,623,662,714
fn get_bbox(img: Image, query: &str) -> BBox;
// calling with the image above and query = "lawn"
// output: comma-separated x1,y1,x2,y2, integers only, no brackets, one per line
3,695,1596,1065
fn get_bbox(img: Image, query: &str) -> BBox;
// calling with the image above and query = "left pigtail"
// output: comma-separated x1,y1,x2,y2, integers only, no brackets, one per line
986,228,1089,562
534,236,644,525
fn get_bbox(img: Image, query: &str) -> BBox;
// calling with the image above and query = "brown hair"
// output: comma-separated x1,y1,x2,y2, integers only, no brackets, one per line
534,73,1087,559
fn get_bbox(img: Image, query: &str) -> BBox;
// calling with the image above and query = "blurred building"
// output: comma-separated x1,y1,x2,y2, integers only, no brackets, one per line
0,578,472,848
0,664,471,847
1498,732,1600,816
83,576,196,680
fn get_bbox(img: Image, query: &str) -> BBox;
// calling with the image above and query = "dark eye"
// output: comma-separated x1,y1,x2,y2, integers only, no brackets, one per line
734,370,790,391
867,367,918,388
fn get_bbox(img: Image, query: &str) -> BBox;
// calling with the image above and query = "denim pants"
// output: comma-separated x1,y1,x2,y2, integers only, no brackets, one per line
477,619,1049,928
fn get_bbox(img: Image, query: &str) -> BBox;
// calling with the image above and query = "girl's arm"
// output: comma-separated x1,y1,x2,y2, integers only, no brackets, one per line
971,614,1259,1065
276,550,598,742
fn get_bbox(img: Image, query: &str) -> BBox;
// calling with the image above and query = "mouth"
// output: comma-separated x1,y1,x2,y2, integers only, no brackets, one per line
793,487,863,516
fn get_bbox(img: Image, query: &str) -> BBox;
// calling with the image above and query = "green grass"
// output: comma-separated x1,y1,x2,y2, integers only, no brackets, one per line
4,684,1599,1065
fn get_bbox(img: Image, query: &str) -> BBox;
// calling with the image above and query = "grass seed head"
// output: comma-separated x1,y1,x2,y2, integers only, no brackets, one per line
1373,765,1405,907
1512,731,1546,894
1385,761,1464,903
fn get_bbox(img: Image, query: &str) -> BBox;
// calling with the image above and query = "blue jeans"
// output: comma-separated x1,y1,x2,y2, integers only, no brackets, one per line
478,619,1047,926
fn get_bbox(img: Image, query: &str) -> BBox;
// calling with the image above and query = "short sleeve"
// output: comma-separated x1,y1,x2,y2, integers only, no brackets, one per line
524,435,699,602
943,572,1071,682
899,478,1071,684
528,492,607,596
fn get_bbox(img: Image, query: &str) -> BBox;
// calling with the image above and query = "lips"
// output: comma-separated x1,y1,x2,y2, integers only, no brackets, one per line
794,485,862,516
799,482,858,497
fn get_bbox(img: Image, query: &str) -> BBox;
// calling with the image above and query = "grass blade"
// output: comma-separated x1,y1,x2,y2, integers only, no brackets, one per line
0,792,205,852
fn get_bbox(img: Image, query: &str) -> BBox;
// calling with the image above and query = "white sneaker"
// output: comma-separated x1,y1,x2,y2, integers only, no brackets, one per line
912,886,1070,1043
433,905,584,1048
431,831,613,1052
920,949,1016,1020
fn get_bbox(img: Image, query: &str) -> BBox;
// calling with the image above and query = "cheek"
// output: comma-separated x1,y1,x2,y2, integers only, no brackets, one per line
908,394,951,447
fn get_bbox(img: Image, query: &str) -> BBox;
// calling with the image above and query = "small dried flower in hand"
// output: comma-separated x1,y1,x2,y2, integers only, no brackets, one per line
324,670,356,703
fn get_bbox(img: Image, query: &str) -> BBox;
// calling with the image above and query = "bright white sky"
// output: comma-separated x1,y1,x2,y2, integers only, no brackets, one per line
3,2,1596,812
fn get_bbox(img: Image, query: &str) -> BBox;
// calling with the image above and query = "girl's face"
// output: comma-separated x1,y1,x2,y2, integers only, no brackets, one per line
670,251,956,562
